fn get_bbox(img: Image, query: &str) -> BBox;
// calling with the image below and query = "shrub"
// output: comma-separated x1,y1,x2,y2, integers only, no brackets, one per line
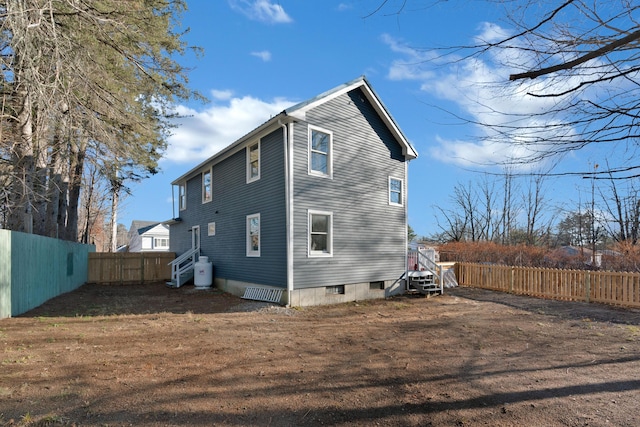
437,241,638,272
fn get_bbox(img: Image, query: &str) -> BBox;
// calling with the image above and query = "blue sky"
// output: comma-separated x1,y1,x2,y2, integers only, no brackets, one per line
121,0,608,238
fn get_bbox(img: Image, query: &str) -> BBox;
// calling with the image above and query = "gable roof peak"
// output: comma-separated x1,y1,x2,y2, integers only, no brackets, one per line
172,76,417,185
284,76,417,160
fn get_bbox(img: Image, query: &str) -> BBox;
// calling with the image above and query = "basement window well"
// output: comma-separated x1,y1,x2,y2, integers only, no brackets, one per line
326,285,345,295
370,281,384,290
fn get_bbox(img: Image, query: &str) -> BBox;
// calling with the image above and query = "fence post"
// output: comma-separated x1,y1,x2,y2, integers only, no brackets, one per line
510,267,514,293
585,271,590,303
117,253,123,284
140,253,145,284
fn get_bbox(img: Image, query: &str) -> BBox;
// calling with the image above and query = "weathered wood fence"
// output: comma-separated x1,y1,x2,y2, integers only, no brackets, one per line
456,262,640,309
87,252,175,285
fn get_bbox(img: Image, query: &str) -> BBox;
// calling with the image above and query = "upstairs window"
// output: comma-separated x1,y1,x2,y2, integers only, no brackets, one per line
246,213,260,257
309,126,332,178
178,184,186,211
247,141,260,183
308,210,333,257
154,238,169,249
389,177,403,206
202,168,212,203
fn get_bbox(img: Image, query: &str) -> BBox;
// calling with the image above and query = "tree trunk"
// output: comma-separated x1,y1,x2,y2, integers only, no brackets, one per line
45,130,64,238
110,184,119,252
66,137,86,242
33,118,49,236
7,87,35,233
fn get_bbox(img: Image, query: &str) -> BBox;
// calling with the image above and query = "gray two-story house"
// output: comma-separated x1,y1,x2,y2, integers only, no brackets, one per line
168,76,417,306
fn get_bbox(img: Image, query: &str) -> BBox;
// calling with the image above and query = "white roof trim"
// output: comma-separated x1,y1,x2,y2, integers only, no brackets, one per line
172,76,417,185
286,76,417,160
171,114,291,185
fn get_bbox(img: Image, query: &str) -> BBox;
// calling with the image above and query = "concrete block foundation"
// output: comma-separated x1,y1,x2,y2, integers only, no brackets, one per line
214,276,405,307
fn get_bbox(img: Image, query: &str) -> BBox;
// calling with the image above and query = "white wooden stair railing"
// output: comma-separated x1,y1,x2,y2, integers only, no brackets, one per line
167,246,199,288
407,248,458,294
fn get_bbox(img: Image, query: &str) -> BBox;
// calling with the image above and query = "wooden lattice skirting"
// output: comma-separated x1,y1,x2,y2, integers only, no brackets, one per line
242,287,284,304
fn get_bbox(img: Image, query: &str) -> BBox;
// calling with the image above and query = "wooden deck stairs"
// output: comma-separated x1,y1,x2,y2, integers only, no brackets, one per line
407,248,458,295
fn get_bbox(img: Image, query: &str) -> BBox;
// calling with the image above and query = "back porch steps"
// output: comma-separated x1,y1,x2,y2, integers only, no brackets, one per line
166,270,194,288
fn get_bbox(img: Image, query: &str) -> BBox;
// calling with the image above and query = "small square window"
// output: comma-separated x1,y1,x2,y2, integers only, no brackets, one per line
202,168,212,203
389,177,403,206
208,222,216,236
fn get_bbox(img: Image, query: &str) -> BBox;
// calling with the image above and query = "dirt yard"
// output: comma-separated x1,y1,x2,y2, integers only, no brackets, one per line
2,283,640,427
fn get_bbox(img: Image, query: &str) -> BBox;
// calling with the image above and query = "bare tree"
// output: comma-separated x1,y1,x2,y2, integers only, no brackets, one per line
433,204,469,242
522,174,548,245
476,176,495,241
601,173,640,244
498,169,520,244
369,1,640,249
78,158,111,246
378,1,640,177
432,171,558,245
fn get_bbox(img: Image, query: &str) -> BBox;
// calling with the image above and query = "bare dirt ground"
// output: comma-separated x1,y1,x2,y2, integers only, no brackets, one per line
2,283,640,427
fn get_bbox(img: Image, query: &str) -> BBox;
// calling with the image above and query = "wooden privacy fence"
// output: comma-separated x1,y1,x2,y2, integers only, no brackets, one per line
88,252,175,284
456,262,640,309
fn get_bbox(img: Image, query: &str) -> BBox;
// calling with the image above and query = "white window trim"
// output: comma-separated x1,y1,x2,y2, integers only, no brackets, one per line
141,236,153,250
246,213,261,257
308,209,333,257
389,176,403,206
202,167,212,204
208,222,216,236
154,237,169,249
178,183,187,211
308,125,333,178
246,141,261,183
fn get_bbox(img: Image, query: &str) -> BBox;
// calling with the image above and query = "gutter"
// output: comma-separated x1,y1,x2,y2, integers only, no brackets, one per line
171,112,288,186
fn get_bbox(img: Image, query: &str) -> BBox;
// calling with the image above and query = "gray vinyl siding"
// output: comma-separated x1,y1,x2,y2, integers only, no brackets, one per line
170,128,287,288
292,88,407,289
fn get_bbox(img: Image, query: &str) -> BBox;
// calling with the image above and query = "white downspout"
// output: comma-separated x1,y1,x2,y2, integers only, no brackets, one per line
281,120,294,306
404,160,409,291
171,185,175,219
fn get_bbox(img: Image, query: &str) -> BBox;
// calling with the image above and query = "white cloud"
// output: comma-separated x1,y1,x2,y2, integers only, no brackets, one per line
382,29,583,169
211,89,234,100
429,135,507,167
228,0,293,24
428,135,548,169
251,50,272,62
381,33,438,81
164,95,295,164
474,22,511,45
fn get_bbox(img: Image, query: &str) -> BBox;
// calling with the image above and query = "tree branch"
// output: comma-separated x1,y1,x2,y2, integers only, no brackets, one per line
510,28,640,80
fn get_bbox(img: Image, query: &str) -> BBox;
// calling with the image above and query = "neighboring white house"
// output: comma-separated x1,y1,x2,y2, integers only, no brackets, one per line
128,221,170,252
